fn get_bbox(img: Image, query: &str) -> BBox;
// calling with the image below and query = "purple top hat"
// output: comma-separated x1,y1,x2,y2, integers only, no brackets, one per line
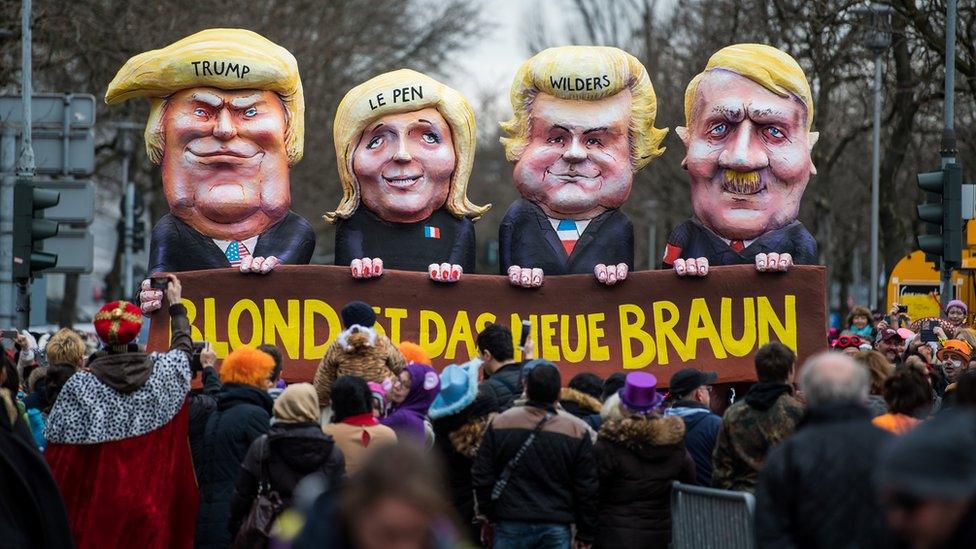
618,372,664,414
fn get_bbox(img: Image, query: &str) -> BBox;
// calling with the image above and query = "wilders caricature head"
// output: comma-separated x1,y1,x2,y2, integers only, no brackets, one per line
105,28,304,241
326,70,488,225
500,46,667,220
677,44,818,241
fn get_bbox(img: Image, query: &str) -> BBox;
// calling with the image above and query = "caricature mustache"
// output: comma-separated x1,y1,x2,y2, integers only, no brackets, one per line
717,169,771,195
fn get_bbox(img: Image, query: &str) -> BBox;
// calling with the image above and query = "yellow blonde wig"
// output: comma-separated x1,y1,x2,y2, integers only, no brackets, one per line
105,28,305,166
684,43,814,131
500,46,667,171
45,328,86,367
220,345,275,388
326,69,489,223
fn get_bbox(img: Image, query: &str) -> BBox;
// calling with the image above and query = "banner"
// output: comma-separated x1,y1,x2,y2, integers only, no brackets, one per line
147,265,826,384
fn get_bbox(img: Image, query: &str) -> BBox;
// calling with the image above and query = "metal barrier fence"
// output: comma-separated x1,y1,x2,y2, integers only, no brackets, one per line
671,481,756,549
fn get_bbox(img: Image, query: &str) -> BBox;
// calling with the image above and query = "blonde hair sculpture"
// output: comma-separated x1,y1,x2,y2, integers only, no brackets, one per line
684,43,814,131
500,46,667,171
105,28,305,166
326,69,489,223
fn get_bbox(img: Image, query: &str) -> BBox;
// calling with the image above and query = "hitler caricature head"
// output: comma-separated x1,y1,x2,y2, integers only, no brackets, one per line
677,44,818,241
105,29,304,241
500,46,667,220
326,70,488,225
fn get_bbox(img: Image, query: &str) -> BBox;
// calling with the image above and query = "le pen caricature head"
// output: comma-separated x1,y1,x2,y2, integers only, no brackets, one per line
327,69,489,224
105,28,305,166
500,45,668,171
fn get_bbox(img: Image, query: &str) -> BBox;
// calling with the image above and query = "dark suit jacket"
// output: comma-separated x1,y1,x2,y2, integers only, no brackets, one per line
498,199,634,275
148,211,315,274
661,217,818,268
334,207,476,273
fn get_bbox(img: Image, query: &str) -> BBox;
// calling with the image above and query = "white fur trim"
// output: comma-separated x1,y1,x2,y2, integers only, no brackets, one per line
336,325,377,350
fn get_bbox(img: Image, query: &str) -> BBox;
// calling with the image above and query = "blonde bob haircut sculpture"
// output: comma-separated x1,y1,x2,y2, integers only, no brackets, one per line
326,69,489,223
500,46,667,171
683,43,814,131
105,28,305,166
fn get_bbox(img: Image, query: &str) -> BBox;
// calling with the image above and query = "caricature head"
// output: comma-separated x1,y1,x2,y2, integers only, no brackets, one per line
327,70,488,225
501,46,667,220
677,44,817,240
105,29,304,241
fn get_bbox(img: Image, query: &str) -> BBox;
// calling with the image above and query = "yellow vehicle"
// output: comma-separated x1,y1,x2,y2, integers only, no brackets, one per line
886,224,976,321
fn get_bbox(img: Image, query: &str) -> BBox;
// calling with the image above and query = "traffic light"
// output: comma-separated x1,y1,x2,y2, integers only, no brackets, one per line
12,181,60,279
916,164,963,266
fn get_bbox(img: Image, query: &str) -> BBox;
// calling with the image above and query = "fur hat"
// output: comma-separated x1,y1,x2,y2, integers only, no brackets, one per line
399,341,431,365
93,301,143,350
429,359,481,420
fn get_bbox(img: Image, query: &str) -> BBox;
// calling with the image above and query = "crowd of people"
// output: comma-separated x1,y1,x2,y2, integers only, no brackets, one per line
2,275,975,549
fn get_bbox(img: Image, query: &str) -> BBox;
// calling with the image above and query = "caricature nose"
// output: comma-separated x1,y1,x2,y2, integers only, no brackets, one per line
719,125,767,170
213,108,237,141
563,136,587,163
394,137,412,162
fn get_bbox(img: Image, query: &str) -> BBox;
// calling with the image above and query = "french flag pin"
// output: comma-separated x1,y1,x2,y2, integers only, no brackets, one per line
424,226,441,239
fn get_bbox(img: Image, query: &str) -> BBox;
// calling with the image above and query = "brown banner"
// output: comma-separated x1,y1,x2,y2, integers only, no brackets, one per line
147,264,826,385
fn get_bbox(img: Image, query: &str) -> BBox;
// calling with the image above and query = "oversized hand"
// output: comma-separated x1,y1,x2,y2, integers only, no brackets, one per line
755,252,792,273
508,265,544,288
594,263,628,285
429,263,462,283
673,257,709,277
139,279,163,315
239,256,280,274
350,258,384,279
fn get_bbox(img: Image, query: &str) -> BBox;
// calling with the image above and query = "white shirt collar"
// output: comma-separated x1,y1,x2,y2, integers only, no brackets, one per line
212,235,259,254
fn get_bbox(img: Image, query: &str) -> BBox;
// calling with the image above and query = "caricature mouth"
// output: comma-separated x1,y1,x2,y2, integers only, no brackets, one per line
383,174,424,189
546,169,600,182
721,170,766,195
186,147,262,165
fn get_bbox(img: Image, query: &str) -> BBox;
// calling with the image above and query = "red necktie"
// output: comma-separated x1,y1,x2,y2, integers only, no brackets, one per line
730,240,745,252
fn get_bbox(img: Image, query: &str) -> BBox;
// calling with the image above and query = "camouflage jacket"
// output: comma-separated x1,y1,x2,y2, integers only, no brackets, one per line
711,387,804,493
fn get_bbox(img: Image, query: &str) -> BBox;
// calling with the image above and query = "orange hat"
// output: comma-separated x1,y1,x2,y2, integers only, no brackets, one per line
93,301,143,347
937,339,972,362
399,341,430,365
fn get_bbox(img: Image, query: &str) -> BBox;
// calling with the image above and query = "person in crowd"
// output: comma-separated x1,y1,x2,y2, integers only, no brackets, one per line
875,328,910,365
188,344,222,474
872,366,933,435
0,351,73,548
477,323,530,413
323,375,397,474
195,345,276,548
878,410,976,549
664,368,721,487
313,301,405,408
367,381,388,417
947,370,976,410
258,343,285,399
944,299,970,334
560,372,604,430
23,362,76,452
712,342,804,492
848,305,876,339
44,328,87,370
854,350,894,417
756,352,892,548
294,441,461,549
602,372,627,402
228,383,345,543
429,359,497,543
595,372,695,548
830,333,865,355
936,339,970,386
473,360,597,549
381,362,440,444
45,274,197,549
399,341,431,365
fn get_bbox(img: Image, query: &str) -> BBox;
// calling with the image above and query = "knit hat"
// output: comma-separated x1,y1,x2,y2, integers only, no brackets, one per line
618,372,664,414
947,299,968,314
341,301,376,328
878,410,976,498
273,383,319,424
93,301,143,350
429,358,482,420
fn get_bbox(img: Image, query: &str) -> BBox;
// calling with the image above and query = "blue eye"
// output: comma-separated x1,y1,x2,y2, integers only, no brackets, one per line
193,108,207,117
763,126,787,141
547,136,564,144
366,136,383,150
586,137,602,146
709,123,728,136
421,132,440,144
244,107,258,117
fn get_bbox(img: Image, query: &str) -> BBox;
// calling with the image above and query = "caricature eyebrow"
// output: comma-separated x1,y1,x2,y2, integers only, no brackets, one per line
552,124,571,133
711,105,744,120
229,94,264,109
191,91,224,108
371,122,385,131
417,118,434,126
583,126,608,135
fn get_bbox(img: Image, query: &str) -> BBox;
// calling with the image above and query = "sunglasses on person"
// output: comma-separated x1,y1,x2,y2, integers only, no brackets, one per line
832,335,863,349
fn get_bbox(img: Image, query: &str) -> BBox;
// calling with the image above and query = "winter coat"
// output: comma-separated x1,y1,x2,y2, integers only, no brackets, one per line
188,366,221,478
594,414,695,549
312,327,404,408
381,363,439,442
323,414,398,475
477,362,523,413
665,400,721,486
560,387,602,431
228,422,345,538
756,403,892,549
431,412,493,543
195,383,273,549
712,382,804,492
472,402,598,542
865,394,888,417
